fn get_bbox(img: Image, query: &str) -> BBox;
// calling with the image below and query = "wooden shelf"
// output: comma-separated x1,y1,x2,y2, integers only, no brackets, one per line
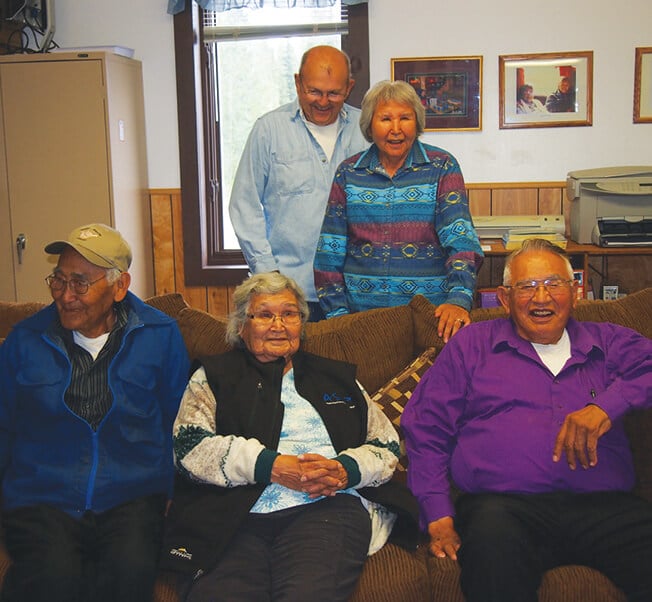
481,239,652,257
478,239,652,300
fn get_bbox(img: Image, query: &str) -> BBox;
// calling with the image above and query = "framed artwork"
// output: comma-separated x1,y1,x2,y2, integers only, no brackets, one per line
499,51,593,129
391,55,482,131
634,47,652,123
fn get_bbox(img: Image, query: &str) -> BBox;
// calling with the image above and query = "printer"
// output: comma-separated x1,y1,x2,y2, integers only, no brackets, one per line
567,166,652,246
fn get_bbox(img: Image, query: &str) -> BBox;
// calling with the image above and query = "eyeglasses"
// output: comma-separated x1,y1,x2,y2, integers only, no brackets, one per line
505,278,574,299
247,310,304,326
299,78,346,102
45,273,107,296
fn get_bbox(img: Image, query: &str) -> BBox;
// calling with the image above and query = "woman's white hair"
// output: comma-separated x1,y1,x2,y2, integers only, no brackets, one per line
359,80,426,143
226,272,310,346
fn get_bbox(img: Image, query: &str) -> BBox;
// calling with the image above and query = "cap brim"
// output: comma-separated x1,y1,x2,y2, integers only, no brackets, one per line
44,241,117,270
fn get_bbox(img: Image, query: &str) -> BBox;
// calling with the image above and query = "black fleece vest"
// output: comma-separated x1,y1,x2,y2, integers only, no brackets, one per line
162,349,371,576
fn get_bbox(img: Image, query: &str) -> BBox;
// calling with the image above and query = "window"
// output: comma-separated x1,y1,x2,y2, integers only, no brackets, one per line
173,2,369,285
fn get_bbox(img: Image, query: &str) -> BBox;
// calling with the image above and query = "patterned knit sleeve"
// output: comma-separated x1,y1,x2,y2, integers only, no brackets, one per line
173,366,267,487
335,382,400,488
433,152,484,310
314,166,352,318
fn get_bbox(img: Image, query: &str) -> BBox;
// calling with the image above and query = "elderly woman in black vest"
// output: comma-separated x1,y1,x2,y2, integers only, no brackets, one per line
163,272,416,602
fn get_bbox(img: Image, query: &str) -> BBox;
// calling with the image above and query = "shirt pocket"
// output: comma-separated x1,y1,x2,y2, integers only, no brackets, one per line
271,153,316,196
14,362,68,426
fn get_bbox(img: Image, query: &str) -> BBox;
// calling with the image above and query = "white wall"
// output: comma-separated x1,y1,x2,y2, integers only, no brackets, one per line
51,0,652,187
369,0,652,182
52,0,180,188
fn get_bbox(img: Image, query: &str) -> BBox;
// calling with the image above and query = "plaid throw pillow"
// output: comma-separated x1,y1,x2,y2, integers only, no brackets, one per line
370,347,438,470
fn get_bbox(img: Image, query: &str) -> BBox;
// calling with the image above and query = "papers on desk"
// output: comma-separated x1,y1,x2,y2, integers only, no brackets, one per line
502,230,567,250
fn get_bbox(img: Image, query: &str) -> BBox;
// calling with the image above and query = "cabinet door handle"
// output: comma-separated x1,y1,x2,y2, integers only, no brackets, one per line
16,233,26,264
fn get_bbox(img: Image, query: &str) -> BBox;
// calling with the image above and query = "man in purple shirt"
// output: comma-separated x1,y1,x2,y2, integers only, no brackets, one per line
402,238,652,602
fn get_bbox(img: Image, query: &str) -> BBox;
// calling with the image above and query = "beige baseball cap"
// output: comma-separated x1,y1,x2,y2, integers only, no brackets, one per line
45,223,132,272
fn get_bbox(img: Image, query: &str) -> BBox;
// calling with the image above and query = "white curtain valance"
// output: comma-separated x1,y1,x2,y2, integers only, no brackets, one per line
168,0,366,16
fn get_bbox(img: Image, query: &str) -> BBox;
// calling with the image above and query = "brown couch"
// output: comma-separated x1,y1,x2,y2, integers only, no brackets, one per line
2,288,652,601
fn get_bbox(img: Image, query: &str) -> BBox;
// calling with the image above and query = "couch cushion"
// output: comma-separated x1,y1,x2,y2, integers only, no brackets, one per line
407,295,445,354
153,571,181,602
538,565,626,602
176,307,230,361
145,293,190,320
349,543,430,602
370,347,438,471
0,541,10,591
304,305,415,395
426,557,626,602
0,301,47,339
574,288,652,338
409,294,509,353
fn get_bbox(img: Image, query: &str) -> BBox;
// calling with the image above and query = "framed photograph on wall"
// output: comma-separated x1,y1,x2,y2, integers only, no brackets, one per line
499,51,593,129
391,55,482,131
634,47,652,123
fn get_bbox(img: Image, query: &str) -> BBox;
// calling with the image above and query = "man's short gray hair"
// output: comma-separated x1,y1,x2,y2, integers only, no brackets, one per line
503,238,573,285
226,272,310,346
105,268,122,284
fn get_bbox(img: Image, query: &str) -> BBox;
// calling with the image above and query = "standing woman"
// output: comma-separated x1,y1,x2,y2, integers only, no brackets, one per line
314,80,483,342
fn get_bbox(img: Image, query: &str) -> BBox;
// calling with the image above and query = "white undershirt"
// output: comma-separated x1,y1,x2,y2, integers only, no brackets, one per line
304,117,339,162
530,329,571,376
73,330,110,360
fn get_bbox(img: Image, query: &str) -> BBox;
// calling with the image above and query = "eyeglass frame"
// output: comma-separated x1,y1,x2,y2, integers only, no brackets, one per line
297,76,348,102
45,273,108,296
503,277,576,299
247,310,305,326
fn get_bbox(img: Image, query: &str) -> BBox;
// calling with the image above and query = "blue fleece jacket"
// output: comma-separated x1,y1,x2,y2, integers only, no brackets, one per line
0,292,190,517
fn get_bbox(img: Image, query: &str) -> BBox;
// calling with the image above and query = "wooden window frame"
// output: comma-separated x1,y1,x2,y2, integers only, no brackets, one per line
173,2,369,286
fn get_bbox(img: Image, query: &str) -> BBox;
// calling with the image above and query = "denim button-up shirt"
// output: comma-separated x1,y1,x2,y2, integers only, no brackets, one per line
229,99,368,301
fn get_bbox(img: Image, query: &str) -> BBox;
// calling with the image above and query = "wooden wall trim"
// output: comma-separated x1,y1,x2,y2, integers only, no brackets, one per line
467,181,565,189
148,182,568,316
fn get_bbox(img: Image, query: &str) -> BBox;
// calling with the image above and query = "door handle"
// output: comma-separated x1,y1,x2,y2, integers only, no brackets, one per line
16,233,26,264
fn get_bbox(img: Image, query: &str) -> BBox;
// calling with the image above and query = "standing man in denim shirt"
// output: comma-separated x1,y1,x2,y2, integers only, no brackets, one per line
229,45,368,321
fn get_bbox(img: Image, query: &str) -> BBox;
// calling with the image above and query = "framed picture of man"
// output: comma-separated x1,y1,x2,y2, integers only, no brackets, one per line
391,55,482,131
499,51,593,129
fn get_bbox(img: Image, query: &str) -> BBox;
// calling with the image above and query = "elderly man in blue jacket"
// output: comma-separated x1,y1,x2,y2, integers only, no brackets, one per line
0,223,190,602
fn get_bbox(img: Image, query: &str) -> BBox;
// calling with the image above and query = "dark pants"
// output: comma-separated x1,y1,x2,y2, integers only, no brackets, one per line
455,491,652,602
184,494,371,602
1,494,166,602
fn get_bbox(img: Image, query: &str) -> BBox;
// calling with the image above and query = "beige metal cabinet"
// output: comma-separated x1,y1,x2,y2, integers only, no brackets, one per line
0,51,152,302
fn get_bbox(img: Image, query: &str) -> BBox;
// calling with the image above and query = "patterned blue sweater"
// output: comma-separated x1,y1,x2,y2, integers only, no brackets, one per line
314,141,484,317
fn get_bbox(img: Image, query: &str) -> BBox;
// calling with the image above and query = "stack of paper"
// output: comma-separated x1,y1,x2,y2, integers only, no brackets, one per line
502,230,568,250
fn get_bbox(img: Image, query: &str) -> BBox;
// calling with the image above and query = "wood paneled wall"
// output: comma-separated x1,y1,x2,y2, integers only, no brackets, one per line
468,181,568,290
150,190,236,316
149,182,568,316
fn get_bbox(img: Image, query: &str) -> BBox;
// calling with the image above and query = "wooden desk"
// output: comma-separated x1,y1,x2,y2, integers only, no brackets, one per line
478,240,652,299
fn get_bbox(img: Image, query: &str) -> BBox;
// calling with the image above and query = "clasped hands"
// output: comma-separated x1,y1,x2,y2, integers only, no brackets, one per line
271,453,348,498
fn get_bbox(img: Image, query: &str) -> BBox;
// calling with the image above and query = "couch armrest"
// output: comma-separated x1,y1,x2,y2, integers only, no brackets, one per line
0,301,47,339
0,512,10,591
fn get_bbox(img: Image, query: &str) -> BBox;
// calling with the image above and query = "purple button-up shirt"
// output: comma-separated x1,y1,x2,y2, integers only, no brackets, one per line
402,317,652,528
